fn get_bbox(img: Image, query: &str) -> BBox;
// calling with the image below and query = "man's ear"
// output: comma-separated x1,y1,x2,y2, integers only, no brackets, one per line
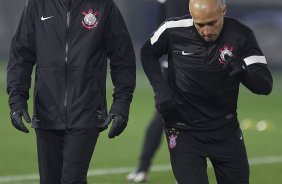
222,5,227,16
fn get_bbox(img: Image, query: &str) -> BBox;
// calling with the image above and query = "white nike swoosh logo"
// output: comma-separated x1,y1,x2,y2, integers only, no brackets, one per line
182,51,194,56
41,16,53,21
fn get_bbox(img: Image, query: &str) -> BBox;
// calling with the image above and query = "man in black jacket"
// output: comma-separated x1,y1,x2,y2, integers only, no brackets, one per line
7,0,136,183
127,0,189,182
141,0,272,183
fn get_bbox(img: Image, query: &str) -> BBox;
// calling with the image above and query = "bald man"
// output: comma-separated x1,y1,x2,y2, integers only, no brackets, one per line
141,0,273,183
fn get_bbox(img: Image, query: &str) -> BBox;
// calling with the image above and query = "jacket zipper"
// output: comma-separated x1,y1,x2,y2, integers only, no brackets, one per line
64,5,71,129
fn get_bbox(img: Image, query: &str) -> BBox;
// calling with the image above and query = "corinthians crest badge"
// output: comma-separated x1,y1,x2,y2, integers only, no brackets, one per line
82,9,99,30
218,45,235,64
168,134,178,149
167,128,179,150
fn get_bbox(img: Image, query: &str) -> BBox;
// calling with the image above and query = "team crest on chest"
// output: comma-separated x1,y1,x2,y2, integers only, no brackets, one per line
82,9,99,30
218,45,235,64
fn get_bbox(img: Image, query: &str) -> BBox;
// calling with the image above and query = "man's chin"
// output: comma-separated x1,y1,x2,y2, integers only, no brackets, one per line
202,35,218,42
204,37,216,42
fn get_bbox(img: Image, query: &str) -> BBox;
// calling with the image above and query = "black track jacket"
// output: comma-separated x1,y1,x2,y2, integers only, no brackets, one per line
7,0,136,130
141,15,273,132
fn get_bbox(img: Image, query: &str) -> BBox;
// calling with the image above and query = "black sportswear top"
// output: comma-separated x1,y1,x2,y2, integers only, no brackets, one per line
7,0,136,129
141,15,272,133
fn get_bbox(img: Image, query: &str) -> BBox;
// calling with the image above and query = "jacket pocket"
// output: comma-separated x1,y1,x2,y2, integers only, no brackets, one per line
33,67,62,123
70,66,104,115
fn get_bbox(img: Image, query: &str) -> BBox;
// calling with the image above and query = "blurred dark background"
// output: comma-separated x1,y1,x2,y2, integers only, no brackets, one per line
0,0,281,70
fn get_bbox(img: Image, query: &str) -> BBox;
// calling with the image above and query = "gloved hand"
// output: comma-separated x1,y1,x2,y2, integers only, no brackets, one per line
156,97,181,126
223,55,248,78
156,99,176,115
100,93,132,138
10,109,31,133
99,113,128,139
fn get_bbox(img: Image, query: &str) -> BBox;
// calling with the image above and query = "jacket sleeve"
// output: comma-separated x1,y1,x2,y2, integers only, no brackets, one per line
103,1,136,117
240,29,273,95
140,21,171,106
7,0,37,111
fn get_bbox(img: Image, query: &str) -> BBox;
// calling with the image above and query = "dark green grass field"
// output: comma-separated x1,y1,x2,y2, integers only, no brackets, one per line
0,62,281,184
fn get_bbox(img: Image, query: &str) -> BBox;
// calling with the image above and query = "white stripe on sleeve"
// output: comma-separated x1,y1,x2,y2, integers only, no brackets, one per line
244,56,267,66
150,19,193,45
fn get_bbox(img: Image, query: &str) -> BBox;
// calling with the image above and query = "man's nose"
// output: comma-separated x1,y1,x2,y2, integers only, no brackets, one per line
203,27,212,36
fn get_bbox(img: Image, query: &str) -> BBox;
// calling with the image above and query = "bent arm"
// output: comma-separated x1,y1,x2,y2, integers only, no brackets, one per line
241,57,272,95
140,21,172,106
240,29,273,95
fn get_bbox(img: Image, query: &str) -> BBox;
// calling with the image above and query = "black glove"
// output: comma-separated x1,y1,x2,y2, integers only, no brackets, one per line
156,97,182,126
223,55,248,78
156,99,176,115
99,113,128,139
10,109,31,133
99,93,132,138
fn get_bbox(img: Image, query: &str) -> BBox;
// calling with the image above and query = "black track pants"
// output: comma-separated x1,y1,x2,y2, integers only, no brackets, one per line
165,128,249,184
35,128,99,184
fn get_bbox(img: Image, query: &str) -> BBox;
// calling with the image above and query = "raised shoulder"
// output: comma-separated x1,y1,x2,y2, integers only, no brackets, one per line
224,17,253,36
151,15,193,45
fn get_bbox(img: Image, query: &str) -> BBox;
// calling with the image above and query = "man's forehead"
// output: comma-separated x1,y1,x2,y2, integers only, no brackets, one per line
192,14,219,24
